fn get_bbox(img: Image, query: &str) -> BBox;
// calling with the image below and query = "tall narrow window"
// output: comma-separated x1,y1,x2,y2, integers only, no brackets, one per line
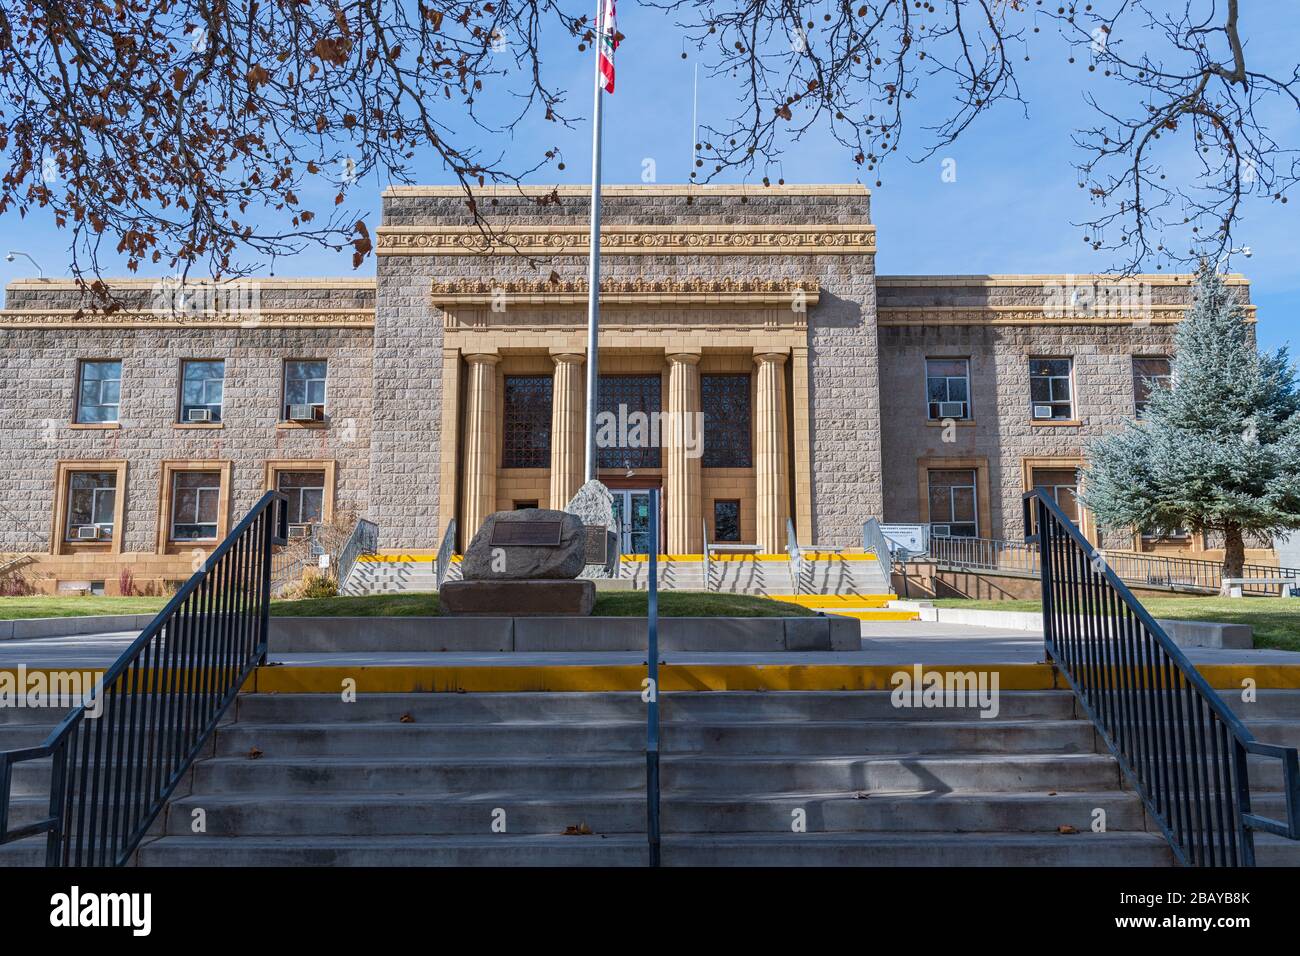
180,360,225,423
283,360,327,420
501,375,553,468
597,375,662,470
701,375,753,468
925,358,972,420
170,471,222,541
76,360,121,423
713,500,741,542
277,470,326,530
1029,358,1074,420
1132,356,1171,418
65,471,117,541
927,469,979,538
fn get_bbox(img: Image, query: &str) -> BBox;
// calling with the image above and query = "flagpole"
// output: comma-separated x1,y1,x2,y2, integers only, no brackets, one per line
583,1,606,483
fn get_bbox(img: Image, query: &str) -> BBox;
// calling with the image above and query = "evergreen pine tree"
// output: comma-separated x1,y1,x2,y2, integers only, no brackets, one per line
1080,266,1300,591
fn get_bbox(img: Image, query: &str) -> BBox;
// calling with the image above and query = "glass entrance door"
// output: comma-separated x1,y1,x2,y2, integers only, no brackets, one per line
609,489,656,555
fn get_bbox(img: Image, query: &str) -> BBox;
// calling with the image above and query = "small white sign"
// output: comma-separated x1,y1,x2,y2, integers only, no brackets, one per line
317,553,331,569
880,524,929,556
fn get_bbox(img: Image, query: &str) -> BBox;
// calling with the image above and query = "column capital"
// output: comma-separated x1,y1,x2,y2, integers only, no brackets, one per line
464,351,500,365
550,351,585,365
665,350,702,366
753,349,789,366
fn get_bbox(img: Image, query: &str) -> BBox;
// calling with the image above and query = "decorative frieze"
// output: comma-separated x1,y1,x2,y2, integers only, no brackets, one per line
0,309,375,329
379,224,875,256
431,276,821,310
877,305,1256,327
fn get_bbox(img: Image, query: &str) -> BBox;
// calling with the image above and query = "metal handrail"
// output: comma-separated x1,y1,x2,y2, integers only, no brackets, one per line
434,519,457,590
786,518,802,596
928,533,1299,597
860,518,895,592
646,489,661,867
0,490,287,866
701,518,712,592
1025,490,1300,866
336,518,379,592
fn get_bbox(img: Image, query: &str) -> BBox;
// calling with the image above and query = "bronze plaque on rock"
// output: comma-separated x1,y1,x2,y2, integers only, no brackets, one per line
584,525,609,565
489,520,564,547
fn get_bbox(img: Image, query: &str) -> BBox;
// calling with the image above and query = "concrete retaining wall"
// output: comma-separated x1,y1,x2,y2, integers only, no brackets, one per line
892,603,1253,650
0,614,155,640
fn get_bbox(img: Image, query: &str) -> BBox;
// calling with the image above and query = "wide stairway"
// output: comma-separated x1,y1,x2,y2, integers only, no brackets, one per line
6,685,1299,865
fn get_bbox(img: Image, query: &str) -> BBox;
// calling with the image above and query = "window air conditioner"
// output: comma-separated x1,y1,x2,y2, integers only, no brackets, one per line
938,401,967,419
75,525,101,540
187,408,212,422
1032,404,1054,420
288,524,311,539
930,525,952,538
288,404,321,422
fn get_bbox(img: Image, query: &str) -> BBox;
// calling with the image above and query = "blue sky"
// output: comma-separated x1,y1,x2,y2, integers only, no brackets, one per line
1,2,1294,353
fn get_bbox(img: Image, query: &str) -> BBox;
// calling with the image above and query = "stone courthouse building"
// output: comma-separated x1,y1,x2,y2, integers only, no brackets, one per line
0,184,1272,591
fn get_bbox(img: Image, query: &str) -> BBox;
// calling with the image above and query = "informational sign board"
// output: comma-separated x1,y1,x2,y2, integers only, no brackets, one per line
880,524,929,557
489,520,563,547
583,525,609,565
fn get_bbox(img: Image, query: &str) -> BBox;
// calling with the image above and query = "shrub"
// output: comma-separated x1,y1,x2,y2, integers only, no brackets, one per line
293,572,338,600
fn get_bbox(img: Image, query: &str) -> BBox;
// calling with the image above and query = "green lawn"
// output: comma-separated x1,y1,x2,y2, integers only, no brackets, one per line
0,596,170,620
931,596,1300,652
0,590,814,621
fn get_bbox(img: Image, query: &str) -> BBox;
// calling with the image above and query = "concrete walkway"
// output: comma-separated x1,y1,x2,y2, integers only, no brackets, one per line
1,620,1297,669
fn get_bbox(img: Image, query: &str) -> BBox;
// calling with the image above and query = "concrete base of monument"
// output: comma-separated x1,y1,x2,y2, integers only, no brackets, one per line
441,579,596,616
267,614,860,652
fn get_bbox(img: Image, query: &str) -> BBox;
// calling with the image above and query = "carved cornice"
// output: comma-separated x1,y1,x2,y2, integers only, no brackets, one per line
877,305,1257,327
431,276,820,308
0,309,375,329
378,223,875,256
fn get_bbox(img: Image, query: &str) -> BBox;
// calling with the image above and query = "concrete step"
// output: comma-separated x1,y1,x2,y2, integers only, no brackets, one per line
161,789,1148,837
207,719,1099,758
662,753,1124,793
131,830,1178,867
657,831,1174,866
187,752,1125,796
189,754,648,794
231,690,1078,724
135,833,649,866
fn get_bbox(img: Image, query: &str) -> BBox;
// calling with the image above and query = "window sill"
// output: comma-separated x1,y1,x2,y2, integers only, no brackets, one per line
277,420,328,430
69,422,120,430
1029,419,1082,427
174,422,224,430
926,419,976,427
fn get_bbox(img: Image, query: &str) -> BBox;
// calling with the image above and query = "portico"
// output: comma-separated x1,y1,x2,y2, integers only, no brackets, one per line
435,278,814,554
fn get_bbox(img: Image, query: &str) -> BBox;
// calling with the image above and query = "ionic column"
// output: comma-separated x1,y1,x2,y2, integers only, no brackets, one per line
549,352,586,509
666,351,703,554
460,353,500,542
754,351,791,554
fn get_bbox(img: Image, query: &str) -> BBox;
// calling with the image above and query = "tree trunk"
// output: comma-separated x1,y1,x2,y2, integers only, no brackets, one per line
1220,524,1246,595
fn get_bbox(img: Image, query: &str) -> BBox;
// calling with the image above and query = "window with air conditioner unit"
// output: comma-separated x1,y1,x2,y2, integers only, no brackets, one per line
927,468,978,538
64,471,117,542
170,471,222,541
277,470,327,530
1029,358,1074,420
925,358,972,421
180,359,225,423
283,360,327,421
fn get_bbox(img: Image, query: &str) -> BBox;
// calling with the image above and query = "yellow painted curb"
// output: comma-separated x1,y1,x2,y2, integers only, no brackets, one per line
832,610,922,621
358,553,449,562
250,663,1064,693
770,594,898,607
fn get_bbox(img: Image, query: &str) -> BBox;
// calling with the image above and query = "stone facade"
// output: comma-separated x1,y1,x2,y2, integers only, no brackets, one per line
0,185,1271,590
